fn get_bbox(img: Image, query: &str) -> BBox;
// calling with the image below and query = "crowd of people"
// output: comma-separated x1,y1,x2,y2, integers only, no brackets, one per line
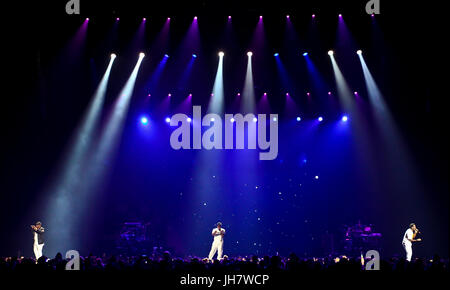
0,252,448,272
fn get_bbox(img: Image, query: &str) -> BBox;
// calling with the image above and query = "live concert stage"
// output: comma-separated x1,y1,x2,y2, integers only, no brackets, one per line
0,0,448,283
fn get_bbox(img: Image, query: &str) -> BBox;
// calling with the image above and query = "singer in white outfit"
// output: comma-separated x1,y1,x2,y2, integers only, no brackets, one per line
31,221,45,261
402,223,421,262
208,222,225,260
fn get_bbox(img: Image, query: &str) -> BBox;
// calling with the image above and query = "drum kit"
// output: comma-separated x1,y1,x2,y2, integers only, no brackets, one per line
116,222,151,253
342,221,382,254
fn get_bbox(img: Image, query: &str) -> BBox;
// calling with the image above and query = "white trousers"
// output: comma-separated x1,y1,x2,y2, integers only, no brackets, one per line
33,242,44,260
208,240,223,260
403,242,412,262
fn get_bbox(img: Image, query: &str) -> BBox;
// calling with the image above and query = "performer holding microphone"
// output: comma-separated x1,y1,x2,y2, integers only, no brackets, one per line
208,222,225,260
402,223,421,262
30,221,45,261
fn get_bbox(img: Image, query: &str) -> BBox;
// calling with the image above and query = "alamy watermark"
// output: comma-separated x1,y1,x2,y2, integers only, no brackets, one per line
366,0,380,15
169,106,278,160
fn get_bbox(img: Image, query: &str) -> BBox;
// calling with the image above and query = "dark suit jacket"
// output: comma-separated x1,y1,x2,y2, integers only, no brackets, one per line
33,227,45,245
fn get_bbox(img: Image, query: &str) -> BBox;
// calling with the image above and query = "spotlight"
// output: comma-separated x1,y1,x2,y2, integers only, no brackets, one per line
286,15,290,19
237,93,241,96
259,16,263,19
116,17,120,21
357,50,362,55
296,116,301,122
218,51,224,57
188,93,192,97
187,117,192,123
263,92,267,96
338,14,342,17
168,93,172,97
140,116,149,125
192,53,197,58
86,18,89,21
286,92,289,96
328,91,332,95
371,13,375,17
303,52,308,56
167,17,171,21
315,175,319,179
247,51,253,57
253,117,257,122
328,50,334,56
342,115,348,122
273,117,277,122
164,54,169,58
143,18,146,21
211,117,215,122
230,118,235,123
228,16,231,19
306,92,310,96
274,52,279,57
165,117,171,123
194,16,197,20
318,116,323,122
354,91,358,95
139,52,145,58
110,53,117,59
312,14,316,18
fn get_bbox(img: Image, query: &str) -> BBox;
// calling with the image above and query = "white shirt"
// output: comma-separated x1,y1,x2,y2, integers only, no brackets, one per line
212,227,225,242
34,232,38,244
402,228,413,246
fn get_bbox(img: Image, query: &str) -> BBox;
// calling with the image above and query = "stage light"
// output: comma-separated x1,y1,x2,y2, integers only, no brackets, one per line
237,93,241,96
228,16,231,20
116,17,120,21
354,91,358,95
312,14,316,18
253,117,258,122
264,92,267,96
260,16,263,19
286,92,289,96
164,54,169,58
211,117,215,122
357,50,362,55
371,13,375,17
187,117,192,123
328,50,334,56
247,51,253,57
86,18,89,21
273,117,277,122
230,118,235,122
342,115,348,122
303,52,308,56
274,53,279,56
218,51,224,57
307,92,310,96
318,116,323,122
315,175,319,179
168,93,172,97
286,15,290,19
188,93,192,97
339,14,342,18
167,17,171,21
143,18,146,21
328,91,332,95
110,53,117,59
165,117,171,123
194,16,197,20
139,52,145,58
140,116,149,125
296,116,301,122
192,53,197,58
